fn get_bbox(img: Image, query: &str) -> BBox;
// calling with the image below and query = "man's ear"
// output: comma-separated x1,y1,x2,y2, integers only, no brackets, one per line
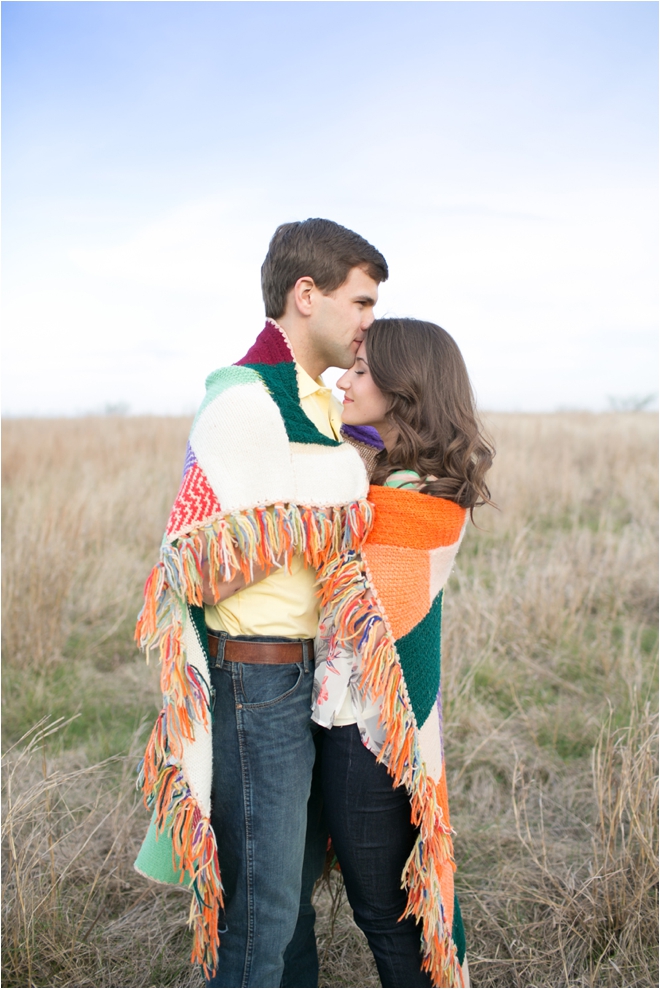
291,276,316,317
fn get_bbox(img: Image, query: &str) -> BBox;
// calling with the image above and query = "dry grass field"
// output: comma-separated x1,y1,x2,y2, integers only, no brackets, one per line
2,412,658,989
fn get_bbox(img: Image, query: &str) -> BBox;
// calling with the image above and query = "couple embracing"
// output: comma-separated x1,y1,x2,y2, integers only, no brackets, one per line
134,219,493,989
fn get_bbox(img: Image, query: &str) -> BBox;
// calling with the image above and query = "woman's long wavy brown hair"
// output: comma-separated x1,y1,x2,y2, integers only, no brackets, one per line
366,318,495,513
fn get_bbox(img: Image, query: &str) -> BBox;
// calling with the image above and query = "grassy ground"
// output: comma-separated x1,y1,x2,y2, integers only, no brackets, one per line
2,412,657,988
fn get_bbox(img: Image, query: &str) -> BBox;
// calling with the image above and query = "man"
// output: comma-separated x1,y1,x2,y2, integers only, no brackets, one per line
134,219,388,988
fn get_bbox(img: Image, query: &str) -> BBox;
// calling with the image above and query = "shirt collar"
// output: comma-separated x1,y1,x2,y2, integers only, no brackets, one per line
295,362,329,399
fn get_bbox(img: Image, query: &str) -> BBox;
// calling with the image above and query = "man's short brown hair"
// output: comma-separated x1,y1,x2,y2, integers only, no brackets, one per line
261,218,388,319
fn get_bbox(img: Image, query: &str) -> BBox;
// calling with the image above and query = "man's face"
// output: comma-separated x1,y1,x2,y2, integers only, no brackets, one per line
308,266,380,371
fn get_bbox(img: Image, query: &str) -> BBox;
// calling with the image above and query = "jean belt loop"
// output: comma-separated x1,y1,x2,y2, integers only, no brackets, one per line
302,638,311,672
214,630,228,668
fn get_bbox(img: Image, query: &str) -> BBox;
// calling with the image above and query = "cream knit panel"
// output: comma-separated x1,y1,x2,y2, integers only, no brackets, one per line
180,615,213,818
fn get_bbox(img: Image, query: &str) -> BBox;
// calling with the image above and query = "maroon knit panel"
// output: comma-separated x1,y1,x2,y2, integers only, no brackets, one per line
235,321,293,366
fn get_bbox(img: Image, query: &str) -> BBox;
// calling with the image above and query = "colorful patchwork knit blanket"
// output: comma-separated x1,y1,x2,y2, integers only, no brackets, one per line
317,483,468,988
132,320,372,975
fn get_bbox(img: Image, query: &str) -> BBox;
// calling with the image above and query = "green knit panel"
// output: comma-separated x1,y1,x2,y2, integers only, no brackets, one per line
394,590,443,728
244,362,341,447
134,813,192,887
189,603,210,663
193,364,262,428
452,892,466,966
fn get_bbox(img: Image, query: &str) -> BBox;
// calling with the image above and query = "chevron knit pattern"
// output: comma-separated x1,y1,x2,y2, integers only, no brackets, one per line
317,483,468,987
133,320,372,977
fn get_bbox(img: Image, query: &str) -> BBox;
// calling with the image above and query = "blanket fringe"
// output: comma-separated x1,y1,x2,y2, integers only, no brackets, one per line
135,502,373,744
135,498,372,976
317,549,464,989
137,501,372,645
141,762,223,978
176,801,223,979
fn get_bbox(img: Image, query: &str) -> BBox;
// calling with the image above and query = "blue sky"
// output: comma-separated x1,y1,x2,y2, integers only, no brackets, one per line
2,1,658,415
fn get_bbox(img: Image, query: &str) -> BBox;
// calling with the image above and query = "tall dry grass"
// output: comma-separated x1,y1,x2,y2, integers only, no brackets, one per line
2,416,190,667
2,412,658,988
2,719,201,989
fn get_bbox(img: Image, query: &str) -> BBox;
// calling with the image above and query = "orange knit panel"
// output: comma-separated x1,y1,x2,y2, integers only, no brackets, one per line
363,544,430,640
436,763,451,826
367,485,466,549
440,860,455,930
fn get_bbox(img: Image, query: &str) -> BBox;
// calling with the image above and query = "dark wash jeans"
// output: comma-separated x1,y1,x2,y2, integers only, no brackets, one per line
205,635,326,989
320,724,433,989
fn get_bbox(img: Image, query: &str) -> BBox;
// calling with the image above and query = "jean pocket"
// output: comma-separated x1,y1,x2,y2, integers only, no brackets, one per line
240,662,304,709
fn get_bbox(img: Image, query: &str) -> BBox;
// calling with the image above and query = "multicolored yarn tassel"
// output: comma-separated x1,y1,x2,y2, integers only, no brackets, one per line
139,758,223,978
136,502,370,658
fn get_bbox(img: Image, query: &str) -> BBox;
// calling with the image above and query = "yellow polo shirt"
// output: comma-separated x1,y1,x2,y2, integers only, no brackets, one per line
204,364,343,638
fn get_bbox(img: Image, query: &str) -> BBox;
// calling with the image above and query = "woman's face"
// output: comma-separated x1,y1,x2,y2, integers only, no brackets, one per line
336,340,393,442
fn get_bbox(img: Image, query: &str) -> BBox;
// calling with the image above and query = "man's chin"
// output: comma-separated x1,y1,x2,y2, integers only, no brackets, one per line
336,350,358,370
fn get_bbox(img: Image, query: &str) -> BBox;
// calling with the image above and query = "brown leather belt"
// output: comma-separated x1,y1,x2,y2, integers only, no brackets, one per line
206,630,314,665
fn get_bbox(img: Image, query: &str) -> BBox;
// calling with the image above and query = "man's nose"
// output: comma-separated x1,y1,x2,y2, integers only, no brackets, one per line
361,309,375,330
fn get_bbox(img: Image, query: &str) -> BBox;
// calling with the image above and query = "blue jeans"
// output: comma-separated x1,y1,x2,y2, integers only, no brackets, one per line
206,636,325,988
320,724,433,988
281,728,328,988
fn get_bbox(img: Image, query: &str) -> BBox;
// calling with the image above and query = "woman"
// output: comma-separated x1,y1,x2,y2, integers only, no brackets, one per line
312,318,494,989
